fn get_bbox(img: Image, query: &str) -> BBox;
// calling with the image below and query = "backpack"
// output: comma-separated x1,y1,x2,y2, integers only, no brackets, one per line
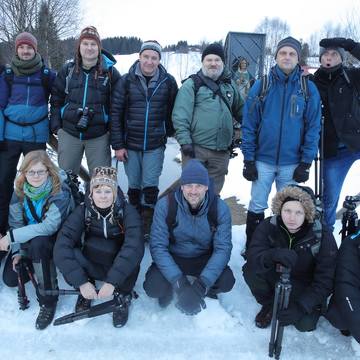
165,188,219,244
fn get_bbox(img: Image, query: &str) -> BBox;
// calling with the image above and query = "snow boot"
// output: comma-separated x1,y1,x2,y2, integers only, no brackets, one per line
141,206,154,241
75,295,92,313
35,303,57,330
255,304,273,329
128,188,141,212
113,293,132,328
245,211,265,251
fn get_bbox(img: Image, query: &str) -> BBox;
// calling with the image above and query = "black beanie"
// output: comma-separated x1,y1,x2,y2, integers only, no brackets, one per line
275,36,301,59
202,43,225,62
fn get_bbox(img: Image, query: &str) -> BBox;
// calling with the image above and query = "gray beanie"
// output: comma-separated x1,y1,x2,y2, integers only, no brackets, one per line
319,46,345,62
140,40,162,59
275,36,301,59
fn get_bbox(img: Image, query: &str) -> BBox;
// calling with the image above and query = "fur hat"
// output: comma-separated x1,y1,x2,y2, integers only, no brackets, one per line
181,159,209,187
271,185,316,223
202,43,225,63
15,32,38,52
275,36,301,60
90,166,118,198
319,46,345,62
140,40,162,59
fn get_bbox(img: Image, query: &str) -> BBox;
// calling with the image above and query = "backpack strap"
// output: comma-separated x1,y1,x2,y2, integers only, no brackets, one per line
300,74,310,103
166,191,178,244
258,74,269,102
188,74,204,97
65,62,75,95
207,194,219,235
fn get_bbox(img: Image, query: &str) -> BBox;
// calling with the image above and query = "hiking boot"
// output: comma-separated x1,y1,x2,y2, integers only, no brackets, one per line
340,329,351,337
255,304,273,329
35,304,56,330
113,294,131,328
75,295,92,313
158,291,173,308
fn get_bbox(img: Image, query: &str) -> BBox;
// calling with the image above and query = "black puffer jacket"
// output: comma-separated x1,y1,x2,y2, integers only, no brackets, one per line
54,190,144,288
247,216,338,313
110,61,178,151
312,43,360,158
50,49,121,140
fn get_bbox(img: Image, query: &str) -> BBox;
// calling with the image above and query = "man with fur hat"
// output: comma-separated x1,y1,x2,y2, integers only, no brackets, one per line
54,166,144,328
50,26,121,176
312,37,360,230
143,159,235,315
243,185,337,331
172,43,243,195
0,31,56,243
111,40,178,238
241,36,321,252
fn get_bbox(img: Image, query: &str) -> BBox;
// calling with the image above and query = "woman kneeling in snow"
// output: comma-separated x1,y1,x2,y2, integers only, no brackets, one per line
243,185,338,331
54,166,144,328
0,150,72,330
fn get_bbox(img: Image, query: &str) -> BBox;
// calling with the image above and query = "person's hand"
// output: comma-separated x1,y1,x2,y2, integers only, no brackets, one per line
12,255,22,272
319,37,356,52
293,162,311,183
175,279,207,316
278,302,304,326
115,148,128,162
243,161,258,181
79,282,98,300
97,282,115,299
0,235,10,251
181,144,195,158
267,248,298,269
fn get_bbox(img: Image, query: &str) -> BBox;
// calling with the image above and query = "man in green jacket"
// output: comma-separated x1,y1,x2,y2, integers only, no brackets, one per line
172,43,243,195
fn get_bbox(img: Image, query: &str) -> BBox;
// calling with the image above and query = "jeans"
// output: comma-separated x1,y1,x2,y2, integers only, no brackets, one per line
323,148,360,229
248,161,297,213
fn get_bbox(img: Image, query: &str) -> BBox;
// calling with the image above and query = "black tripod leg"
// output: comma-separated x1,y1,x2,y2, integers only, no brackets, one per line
269,283,281,357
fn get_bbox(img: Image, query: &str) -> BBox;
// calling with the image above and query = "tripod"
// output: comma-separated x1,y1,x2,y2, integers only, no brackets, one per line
340,195,360,241
269,265,292,360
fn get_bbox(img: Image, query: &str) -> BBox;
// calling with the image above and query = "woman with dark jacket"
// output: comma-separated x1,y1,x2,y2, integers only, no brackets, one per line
243,185,338,331
54,166,144,328
0,150,72,330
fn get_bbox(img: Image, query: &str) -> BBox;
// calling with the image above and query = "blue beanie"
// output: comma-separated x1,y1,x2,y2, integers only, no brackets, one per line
181,159,209,186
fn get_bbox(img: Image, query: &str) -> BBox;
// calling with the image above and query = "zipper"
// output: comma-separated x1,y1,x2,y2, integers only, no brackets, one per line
275,78,288,165
26,76,31,106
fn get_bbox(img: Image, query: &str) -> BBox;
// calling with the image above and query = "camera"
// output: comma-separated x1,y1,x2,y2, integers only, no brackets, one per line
76,107,94,132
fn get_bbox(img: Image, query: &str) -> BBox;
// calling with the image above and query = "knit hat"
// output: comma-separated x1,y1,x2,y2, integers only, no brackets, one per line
319,46,345,62
90,166,118,198
202,43,225,63
140,40,162,59
79,26,101,49
15,32,38,52
275,36,301,60
181,159,209,187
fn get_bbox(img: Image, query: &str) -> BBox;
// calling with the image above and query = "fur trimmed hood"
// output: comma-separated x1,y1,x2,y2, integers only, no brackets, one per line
271,186,316,223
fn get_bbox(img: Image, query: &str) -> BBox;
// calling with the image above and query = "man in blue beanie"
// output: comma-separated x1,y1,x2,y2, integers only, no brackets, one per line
143,159,235,315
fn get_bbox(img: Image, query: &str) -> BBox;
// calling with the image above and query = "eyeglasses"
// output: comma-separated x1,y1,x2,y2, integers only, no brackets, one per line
26,170,48,177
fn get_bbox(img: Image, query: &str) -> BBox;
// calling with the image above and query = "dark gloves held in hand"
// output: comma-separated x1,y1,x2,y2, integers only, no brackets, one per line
243,160,258,181
278,302,304,326
266,248,298,269
181,144,195,158
174,277,207,316
293,162,311,183
319,38,356,52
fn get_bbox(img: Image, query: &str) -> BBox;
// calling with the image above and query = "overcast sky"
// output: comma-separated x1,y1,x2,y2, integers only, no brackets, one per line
80,0,358,46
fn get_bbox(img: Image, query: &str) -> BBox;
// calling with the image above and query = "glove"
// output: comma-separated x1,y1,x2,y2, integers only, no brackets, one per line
181,144,195,158
243,160,258,181
293,162,311,183
265,248,298,269
173,275,191,294
319,38,356,52
278,302,304,326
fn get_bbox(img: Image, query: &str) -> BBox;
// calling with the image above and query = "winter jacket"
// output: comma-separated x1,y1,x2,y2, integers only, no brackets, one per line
8,171,72,251
110,61,178,151
312,43,360,158
150,187,232,288
50,49,121,140
242,65,321,165
326,232,360,342
172,68,243,151
0,65,56,143
246,216,338,314
54,191,144,288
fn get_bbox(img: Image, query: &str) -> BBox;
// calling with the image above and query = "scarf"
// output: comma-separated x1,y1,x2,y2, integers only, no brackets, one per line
11,53,43,76
23,177,53,202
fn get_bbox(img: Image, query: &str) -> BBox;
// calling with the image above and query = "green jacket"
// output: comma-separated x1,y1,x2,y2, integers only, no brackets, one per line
172,69,243,151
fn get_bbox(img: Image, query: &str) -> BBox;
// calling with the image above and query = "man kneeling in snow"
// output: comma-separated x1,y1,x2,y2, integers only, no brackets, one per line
143,159,235,315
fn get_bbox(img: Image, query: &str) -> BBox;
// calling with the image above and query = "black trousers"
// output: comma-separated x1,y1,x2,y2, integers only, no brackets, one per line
0,140,46,235
143,252,235,299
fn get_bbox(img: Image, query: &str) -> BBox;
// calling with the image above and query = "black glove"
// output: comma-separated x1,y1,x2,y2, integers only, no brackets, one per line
319,37,356,52
278,302,304,326
0,141,7,152
243,160,258,181
181,144,195,158
173,275,191,294
265,248,298,269
293,162,311,183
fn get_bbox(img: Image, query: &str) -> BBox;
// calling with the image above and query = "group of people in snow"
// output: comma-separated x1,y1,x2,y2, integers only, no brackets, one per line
0,25,359,347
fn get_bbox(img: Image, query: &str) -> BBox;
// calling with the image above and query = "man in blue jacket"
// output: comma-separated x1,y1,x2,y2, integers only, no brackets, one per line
143,159,235,315
241,36,321,252
0,32,56,240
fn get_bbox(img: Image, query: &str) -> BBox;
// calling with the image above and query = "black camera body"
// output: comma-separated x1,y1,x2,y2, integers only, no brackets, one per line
76,107,94,132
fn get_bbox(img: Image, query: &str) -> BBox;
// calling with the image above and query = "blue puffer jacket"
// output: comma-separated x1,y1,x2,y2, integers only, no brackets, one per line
150,188,232,287
0,66,56,143
242,65,321,165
